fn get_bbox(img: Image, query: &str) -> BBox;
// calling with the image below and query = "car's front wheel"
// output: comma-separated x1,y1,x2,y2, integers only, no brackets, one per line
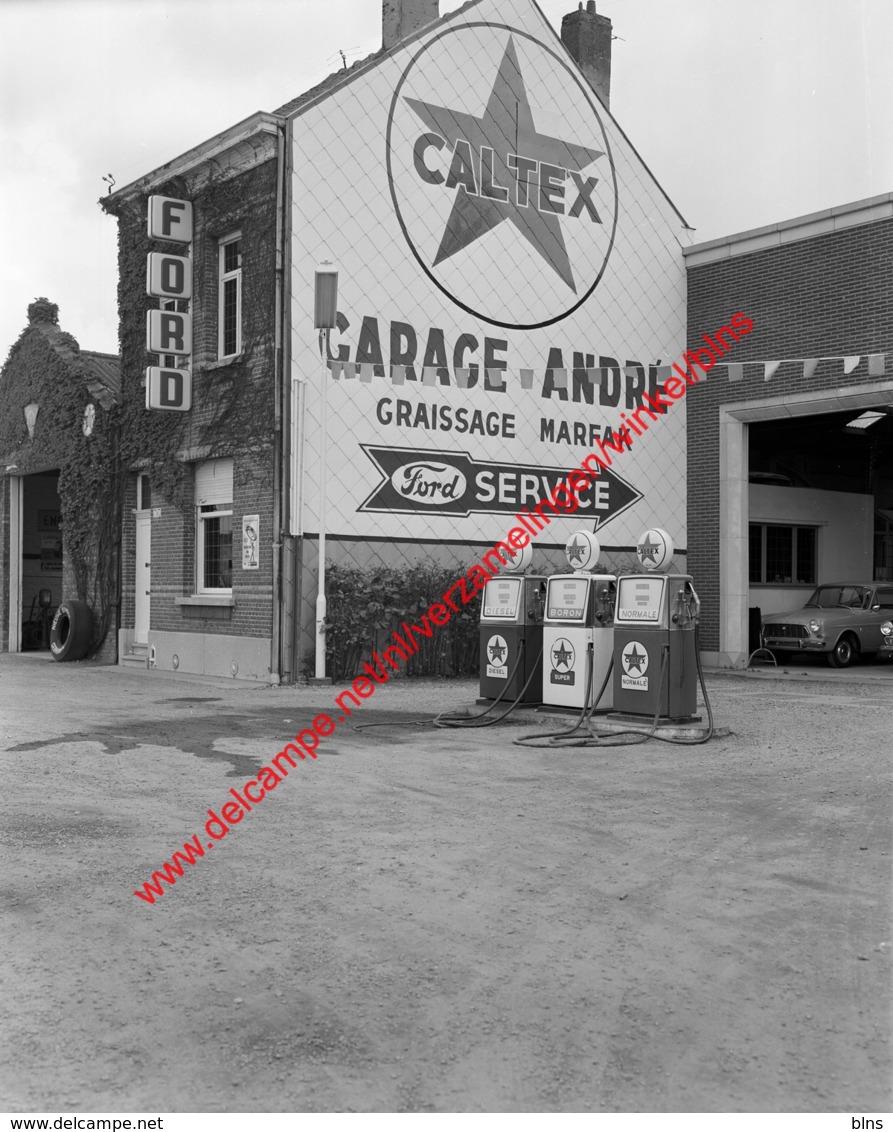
828,633,859,668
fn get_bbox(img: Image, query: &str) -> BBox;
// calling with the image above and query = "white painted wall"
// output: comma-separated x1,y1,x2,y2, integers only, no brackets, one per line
749,485,873,616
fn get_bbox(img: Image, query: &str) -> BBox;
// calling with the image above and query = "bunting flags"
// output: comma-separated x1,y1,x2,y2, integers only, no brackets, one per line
727,363,744,383
326,352,888,385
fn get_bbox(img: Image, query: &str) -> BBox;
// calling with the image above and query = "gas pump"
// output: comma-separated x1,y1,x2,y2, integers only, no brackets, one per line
541,531,615,711
612,528,700,720
478,542,546,704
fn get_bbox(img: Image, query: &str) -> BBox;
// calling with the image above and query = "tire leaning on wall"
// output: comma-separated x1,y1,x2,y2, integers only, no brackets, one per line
50,600,93,662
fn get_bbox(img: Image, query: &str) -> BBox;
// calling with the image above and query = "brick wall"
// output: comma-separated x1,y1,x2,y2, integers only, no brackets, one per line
686,216,893,651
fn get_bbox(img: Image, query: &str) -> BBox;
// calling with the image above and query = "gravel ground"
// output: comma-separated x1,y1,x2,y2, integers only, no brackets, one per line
0,654,890,1113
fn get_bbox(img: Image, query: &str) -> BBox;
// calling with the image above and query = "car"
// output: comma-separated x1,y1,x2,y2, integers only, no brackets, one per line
879,616,893,660
761,582,893,668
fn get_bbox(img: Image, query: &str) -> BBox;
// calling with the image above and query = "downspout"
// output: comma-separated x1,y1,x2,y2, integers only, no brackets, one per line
270,119,287,685
281,120,297,682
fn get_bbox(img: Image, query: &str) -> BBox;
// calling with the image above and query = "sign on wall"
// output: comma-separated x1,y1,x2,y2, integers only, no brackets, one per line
41,533,63,572
290,0,690,550
242,515,260,569
145,195,193,412
386,24,618,329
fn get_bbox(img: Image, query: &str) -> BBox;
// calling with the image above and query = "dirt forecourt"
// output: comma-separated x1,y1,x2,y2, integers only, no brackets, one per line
0,654,890,1114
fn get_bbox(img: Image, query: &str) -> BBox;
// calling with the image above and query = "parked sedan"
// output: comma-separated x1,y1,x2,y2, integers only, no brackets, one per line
761,582,893,667
879,617,893,660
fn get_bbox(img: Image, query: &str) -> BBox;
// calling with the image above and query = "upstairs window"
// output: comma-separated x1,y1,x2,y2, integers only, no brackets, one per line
218,234,242,358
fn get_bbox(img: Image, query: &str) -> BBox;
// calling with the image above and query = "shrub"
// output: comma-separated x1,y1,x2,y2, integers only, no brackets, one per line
322,560,481,681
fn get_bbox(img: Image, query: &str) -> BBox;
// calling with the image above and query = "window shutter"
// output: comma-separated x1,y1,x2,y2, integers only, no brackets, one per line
195,458,233,506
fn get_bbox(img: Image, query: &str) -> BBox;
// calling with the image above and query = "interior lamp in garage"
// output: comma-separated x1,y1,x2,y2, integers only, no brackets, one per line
313,261,338,683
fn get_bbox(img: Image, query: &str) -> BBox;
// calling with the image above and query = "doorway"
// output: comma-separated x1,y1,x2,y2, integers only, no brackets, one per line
8,471,63,652
134,474,151,644
717,381,893,666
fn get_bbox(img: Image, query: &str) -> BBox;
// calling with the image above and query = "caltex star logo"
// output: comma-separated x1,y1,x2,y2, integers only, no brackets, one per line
386,24,618,328
488,635,508,664
551,638,575,670
405,38,604,292
621,642,649,675
566,536,587,567
637,533,661,566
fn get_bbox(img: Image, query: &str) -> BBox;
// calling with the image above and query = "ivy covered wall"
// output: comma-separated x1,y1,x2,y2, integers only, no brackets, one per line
0,299,120,658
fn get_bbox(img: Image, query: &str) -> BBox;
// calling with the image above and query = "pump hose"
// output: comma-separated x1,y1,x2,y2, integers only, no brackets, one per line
511,642,603,747
514,622,715,749
351,638,544,731
432,639,545,728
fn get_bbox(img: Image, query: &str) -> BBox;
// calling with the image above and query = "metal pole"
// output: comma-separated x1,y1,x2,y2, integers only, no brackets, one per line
314,328,328,680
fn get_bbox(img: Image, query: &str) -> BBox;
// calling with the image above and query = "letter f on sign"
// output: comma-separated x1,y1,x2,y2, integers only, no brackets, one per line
147,195,193,242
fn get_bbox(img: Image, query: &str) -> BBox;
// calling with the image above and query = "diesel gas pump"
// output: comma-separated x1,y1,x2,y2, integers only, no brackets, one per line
612,528,700,720
478,542,546,704
541,531,615,712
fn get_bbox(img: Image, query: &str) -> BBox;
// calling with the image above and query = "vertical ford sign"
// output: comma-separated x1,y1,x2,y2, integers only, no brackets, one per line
145,196,193,412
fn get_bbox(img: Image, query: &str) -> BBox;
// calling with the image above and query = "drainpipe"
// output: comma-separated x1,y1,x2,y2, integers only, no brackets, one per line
269,120,287,686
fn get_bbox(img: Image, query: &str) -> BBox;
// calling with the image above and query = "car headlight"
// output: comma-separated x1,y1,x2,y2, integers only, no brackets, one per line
808,618,822,634
881,620,893,638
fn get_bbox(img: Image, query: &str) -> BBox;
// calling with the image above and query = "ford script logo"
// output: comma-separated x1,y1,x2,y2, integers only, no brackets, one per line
391,461,466,505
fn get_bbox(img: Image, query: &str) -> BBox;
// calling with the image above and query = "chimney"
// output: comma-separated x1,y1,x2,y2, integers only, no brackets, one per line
561,1,612,110
28,297,59,326
382,0,439,50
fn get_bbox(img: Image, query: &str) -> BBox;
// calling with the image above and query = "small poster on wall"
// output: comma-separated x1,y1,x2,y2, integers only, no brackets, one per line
41,533,62,572
242,515,259,570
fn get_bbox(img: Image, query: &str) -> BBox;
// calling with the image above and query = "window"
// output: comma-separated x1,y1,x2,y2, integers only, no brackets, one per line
136,473,151,511
749,523,817,585
195,459,233,593
218,234,242,358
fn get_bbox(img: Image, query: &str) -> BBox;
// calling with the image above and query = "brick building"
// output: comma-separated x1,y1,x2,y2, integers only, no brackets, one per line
103,135,281,680
101,0,694,684
684,194,893,666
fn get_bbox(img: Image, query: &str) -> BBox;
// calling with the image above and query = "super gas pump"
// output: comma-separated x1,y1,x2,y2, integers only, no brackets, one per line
612,528,701,720
541,531,615,712
478,542,546,705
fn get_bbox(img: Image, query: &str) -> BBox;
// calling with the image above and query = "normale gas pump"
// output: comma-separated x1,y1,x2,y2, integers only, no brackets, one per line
612,528,700,720
478,542,546,705
541,531,615,711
